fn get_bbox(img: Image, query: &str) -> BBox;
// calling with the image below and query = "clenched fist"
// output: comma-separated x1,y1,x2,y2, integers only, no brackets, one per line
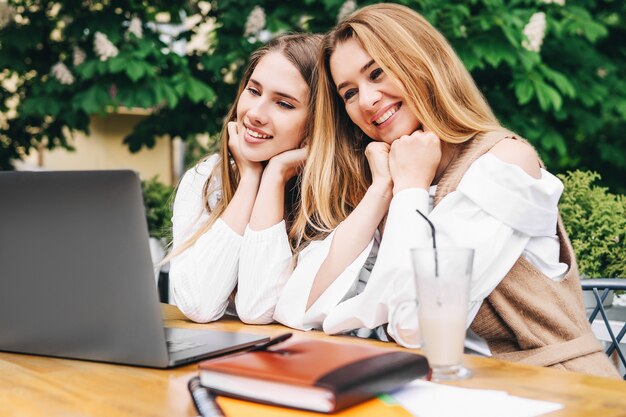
389,129,442,194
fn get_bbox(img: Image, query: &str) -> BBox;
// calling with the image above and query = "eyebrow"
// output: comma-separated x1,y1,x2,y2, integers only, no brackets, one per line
249,78,301,104
336,59,376,92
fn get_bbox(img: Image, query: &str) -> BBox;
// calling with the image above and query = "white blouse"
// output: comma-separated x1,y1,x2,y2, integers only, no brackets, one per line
273,154,568,346
169,155,293,324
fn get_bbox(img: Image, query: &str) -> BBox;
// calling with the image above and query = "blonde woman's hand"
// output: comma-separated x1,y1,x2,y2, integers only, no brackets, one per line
389,129,441,195
227,121,263,178
265,147,308,184
365,141,392,193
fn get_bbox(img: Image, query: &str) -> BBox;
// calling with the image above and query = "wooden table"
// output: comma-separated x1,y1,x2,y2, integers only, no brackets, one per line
1,304,625,417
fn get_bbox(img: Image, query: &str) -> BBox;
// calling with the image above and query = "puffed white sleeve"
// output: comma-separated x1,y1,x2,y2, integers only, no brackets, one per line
324,154,565,342
273,229,378,331
169,155,242,323
235,221,294,324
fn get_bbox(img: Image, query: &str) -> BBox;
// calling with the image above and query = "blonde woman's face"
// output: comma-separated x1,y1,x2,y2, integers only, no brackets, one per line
330,38,421,144
236,52,309,162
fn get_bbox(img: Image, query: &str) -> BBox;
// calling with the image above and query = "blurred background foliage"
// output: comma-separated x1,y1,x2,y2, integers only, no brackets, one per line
141,176,174,241
0,0,625,194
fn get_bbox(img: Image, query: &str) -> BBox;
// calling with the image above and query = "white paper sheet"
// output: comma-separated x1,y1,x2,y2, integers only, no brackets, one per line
389,380,563,417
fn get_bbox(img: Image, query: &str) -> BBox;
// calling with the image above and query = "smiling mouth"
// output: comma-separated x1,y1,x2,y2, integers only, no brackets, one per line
373,103,401,126
245,127,273,140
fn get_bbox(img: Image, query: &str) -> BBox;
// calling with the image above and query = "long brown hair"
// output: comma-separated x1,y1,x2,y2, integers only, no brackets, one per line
167,33,323,261
292,3,504,247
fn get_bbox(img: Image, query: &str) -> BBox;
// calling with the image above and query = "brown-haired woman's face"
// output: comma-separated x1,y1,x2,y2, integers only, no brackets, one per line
236,52,309,162
330,38,421,144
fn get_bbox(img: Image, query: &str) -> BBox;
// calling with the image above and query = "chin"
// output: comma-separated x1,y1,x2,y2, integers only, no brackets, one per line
246,154,270,163
240,148,269,163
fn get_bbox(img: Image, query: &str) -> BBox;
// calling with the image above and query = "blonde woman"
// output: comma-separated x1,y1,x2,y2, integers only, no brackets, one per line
168,33,322,324
274,4,618,377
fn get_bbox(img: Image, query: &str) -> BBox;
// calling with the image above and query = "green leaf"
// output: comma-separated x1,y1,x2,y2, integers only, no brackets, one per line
540,65,576,98
21,97,61,117
108,57,128,74
177,75,216,104
533,80,562,111
73,86,111,114
518,51,540,72
514,78,534,105
151,79,180,108
76,60,101,79
568,6,608,42
545,85,563,111
126,61,147,82
134,88,156,108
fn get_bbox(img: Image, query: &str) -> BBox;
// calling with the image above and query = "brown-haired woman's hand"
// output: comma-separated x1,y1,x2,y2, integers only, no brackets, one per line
265,147,308,184
389,130,441,195
365,141,393,194
227,121,263,178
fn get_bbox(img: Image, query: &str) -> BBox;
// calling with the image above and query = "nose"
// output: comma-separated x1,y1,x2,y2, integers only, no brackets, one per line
359,83,382,112
246,100,269,125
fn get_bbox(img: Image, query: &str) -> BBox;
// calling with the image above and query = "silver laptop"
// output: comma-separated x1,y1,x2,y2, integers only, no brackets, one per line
0,170,268,368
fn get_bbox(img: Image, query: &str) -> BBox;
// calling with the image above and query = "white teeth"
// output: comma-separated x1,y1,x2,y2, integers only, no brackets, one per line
374,105,399,125
246,128,271,139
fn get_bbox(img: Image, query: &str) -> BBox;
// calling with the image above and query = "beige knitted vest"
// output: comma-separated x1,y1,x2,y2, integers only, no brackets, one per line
434,131,619,378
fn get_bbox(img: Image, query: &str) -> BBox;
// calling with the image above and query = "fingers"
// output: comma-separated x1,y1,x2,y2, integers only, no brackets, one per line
365,141,390,156
227,121,239,142
288,147,308,164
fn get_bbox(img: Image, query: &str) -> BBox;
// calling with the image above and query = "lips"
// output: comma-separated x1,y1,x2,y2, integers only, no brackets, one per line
243,124,273,144
372,103,401,126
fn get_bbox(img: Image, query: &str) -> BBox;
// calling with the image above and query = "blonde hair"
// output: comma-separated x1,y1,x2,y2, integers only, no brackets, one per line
292,3,504,246
166,33,323,262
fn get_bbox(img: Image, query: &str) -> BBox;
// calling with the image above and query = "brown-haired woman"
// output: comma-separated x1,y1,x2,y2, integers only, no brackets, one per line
168,33,322,324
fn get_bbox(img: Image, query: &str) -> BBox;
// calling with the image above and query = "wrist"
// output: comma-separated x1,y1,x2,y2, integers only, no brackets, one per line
368,180,393,201
392,180,429,196
239,169,263,185
263,163,291,184
239,161,263,177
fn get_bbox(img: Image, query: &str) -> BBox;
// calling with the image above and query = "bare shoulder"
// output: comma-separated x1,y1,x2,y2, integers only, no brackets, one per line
488,138,541,179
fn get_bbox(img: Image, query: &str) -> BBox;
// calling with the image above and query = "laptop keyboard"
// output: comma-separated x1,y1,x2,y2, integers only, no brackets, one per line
166,340,203,353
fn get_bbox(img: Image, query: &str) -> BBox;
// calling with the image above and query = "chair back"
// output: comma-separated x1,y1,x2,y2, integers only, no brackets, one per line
581,278,626,379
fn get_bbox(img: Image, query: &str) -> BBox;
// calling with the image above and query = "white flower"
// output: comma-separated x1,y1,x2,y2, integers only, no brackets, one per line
0,3,16,29
73,46,86,66
522,12,546,53
539,0,565,5
94,32,118,61
244,6,266,37
51,62,75,85
198,1,211,15
298,14,313,30
337,0,357,22
127,17,143,39
47,2,62,18
154,12,170,23
183,13,203,30
221,60,243,85
186,18,216,55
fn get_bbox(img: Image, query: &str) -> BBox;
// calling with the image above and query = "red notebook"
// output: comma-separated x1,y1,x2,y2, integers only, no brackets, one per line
198,339,429,413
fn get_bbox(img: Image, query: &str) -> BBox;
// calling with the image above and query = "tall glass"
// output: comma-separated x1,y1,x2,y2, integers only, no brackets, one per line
411,247,474,381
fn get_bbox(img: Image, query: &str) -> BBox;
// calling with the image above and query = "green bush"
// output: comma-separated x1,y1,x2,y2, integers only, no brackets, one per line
141,177,174,242
559,170,626,278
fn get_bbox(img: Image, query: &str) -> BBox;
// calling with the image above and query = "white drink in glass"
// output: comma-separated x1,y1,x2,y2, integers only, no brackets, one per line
411,247,474,381
419,315,466,367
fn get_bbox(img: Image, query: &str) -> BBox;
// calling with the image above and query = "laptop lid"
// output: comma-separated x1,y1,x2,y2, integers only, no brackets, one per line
0,170,266,368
